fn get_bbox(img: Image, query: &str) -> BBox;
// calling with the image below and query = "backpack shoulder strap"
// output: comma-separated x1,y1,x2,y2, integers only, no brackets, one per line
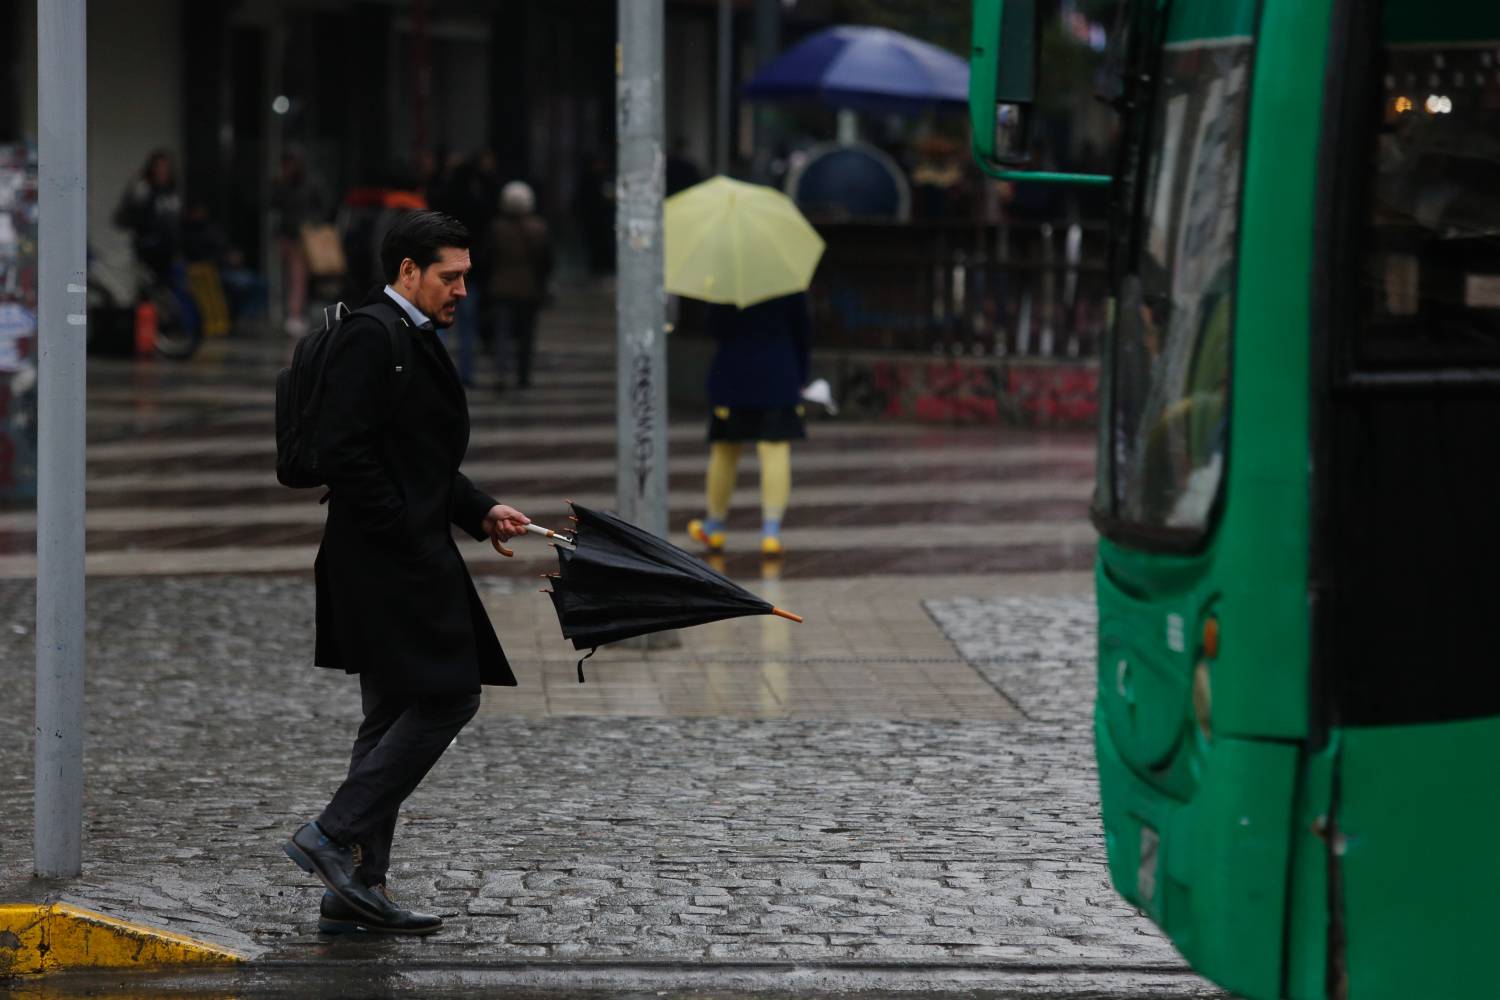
348,301,413,406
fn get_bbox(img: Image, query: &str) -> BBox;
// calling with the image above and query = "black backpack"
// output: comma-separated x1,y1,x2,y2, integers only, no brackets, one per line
275,301,411,489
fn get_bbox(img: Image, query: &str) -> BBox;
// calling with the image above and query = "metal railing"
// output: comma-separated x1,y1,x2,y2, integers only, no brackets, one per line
806,220,1110,359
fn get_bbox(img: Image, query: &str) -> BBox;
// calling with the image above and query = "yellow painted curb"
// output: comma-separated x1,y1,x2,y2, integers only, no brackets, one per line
0,902,245,975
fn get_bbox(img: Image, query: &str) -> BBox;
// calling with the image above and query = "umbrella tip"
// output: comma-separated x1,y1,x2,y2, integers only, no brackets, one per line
771,607,804,624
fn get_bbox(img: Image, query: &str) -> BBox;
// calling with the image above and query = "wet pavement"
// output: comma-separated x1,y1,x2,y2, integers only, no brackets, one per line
4,974,1226,1000
0,287,1224,997
0,579,1221,998
0,284,1096,579
6,974,1226,1000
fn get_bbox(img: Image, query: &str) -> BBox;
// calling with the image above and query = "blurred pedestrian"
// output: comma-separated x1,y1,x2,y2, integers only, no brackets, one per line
415,148,440,204
431,153,498,386
471,150,503,219
666,137,703,197
485,180,553,390
270,150,329,337
113,148,181,280
340,162,429,295
687,292,811,558
575,154,614,275
282,211,531,936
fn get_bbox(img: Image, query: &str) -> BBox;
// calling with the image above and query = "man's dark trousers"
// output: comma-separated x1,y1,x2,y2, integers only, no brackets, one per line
315,672,480,883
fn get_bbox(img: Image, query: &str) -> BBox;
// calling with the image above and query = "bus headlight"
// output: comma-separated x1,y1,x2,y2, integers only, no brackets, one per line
1193,615,1219,741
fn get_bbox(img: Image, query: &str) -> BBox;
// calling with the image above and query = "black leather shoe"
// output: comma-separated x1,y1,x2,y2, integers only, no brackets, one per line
318,884,443,935
282,822,386,922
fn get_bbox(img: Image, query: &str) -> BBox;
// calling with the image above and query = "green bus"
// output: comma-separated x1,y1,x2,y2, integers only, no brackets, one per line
970,1,1500,997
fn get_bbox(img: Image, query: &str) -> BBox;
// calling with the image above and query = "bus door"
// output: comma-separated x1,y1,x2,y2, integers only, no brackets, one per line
1311,1,1500,996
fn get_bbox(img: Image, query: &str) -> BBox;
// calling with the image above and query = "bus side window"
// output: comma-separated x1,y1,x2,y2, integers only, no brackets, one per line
1359,45,1500,370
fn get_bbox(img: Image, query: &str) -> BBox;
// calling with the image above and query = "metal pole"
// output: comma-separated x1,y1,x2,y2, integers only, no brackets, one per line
35,0,87,879
616,0,668,541
753,0,779,76
751,0,780,172
715,0,731,175
264,19,286,331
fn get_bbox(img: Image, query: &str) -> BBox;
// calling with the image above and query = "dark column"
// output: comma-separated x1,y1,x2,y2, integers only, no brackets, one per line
750,0,782,178
182,2,230,220
227,25,266,263
754,0,780,70
348,2,395,184
0,0,22,142
488,2,532,179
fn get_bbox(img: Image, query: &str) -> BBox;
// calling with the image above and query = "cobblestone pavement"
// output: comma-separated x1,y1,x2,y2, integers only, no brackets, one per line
925,596,1099,727
0,578,1223,996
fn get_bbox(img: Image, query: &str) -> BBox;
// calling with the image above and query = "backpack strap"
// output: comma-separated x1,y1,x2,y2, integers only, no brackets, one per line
322,301,351,330
348,301,413,410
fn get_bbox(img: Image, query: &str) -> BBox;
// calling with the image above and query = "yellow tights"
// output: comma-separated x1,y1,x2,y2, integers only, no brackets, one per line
705,441,791,532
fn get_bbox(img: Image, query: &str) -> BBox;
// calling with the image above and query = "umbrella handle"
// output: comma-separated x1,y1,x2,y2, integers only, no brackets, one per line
493,524,575,557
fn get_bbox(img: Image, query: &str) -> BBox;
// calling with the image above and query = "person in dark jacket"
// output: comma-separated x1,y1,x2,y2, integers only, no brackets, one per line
485,180,553,389
114,148,182,280
282,211,531,936
686,292,811,557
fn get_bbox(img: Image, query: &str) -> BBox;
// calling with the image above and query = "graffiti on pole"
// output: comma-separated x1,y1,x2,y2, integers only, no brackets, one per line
630,328,657,499
0,145,38,499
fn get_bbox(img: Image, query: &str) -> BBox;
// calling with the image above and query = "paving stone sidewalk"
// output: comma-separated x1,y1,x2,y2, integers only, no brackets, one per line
0,577,1222,996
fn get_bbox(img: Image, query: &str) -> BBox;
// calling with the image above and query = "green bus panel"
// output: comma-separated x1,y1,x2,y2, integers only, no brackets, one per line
1163,0,1257,44
1282,743,1335,1000
1098,716,1299,1000
1338,716,1500,1000
1208,0,1328,743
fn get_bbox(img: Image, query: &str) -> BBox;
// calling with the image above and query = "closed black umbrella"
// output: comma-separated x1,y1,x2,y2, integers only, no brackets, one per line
499,502,801,680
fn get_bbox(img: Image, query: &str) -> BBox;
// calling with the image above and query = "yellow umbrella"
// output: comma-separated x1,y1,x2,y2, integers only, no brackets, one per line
664,175,826,308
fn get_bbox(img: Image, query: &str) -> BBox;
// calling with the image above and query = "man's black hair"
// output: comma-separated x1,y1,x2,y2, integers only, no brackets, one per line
380,211,470,284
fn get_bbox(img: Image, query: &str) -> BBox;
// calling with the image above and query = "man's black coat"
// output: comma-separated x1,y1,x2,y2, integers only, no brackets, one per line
312,288,515,695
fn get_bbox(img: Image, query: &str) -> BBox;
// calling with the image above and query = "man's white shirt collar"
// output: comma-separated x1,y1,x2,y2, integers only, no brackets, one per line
383,285,433,330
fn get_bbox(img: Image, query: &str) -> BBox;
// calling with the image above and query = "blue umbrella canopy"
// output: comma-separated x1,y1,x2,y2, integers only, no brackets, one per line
744,25,969,114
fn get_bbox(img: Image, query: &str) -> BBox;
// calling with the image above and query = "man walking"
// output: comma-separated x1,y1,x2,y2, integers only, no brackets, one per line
282,211,530,935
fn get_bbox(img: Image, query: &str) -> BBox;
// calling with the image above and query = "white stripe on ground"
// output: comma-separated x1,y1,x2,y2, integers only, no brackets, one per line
0,479,1094,533
0,522,1096,578
85,371,617,400
86,390,626,421
83,443,1094,493
84,419,1008,461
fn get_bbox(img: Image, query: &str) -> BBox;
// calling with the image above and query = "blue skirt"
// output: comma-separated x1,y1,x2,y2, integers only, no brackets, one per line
707,404,807,443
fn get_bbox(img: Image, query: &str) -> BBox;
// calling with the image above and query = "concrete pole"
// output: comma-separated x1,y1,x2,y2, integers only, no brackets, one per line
716,0,732,175
615,0,668,541
34,0,87,879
